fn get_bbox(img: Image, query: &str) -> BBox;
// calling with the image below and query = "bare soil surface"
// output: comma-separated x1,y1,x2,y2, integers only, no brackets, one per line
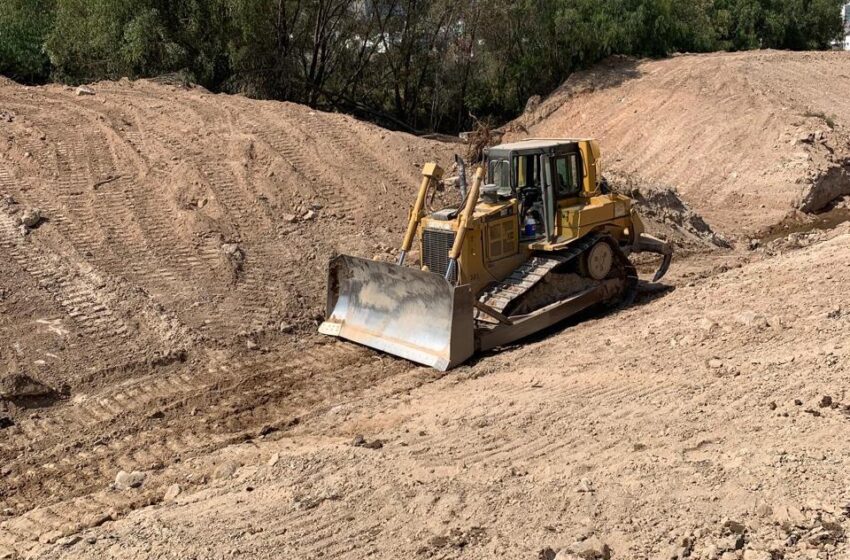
508,50,850,238
18,226,850,560
1,51,850,560
0,78,454,557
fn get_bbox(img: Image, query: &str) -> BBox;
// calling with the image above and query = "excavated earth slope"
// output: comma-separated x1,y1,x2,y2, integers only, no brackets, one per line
508,50,850,237
0,78,453,383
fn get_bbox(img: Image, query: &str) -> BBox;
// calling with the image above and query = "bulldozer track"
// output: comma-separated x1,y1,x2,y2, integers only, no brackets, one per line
0,345,409,543
308,112,412,194
236,108,361,218
478,233,601,315
0,340,399,547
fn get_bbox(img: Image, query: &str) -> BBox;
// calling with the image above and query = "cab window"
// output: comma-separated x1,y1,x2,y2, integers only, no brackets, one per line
555,154,581,198
488,159,511,189
514,155,540,189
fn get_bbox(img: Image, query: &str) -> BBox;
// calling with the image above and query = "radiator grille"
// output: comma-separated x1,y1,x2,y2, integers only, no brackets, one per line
422,228,456,278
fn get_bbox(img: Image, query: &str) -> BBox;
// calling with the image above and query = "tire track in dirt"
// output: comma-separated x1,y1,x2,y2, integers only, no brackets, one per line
0,340,405,548
235,105,361,218
0,78,452,554
307,111,414,206
0,100,200,357
0,212,129,345
104,91,288,340
44,93,237,336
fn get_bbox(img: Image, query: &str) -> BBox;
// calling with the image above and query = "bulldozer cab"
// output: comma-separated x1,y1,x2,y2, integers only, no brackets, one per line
484,139,601,243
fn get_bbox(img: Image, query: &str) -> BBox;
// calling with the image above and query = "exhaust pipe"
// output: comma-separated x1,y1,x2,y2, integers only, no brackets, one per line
455,155,468,200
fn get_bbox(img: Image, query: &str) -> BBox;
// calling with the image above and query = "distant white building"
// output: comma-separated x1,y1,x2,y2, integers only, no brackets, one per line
845,2,850,50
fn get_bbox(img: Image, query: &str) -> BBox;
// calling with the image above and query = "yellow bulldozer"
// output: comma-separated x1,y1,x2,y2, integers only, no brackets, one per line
319,139,671,370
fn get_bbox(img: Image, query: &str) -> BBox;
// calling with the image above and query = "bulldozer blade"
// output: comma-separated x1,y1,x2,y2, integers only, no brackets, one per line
318,255,476,371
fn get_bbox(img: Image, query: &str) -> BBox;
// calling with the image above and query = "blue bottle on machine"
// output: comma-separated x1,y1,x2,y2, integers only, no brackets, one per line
524,215,538,238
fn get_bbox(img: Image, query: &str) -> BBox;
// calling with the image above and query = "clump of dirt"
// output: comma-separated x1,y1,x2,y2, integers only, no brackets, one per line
606,172,731,249
0,371,55,400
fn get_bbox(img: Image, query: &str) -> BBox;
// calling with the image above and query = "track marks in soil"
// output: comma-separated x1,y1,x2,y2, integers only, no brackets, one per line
0,78,453,552
0,214,129,344
0,340,408,549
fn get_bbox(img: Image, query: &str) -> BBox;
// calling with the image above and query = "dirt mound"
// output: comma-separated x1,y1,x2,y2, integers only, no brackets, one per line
0,76,457,545
606,172,731,249
507,51,850,237
0,77,453,383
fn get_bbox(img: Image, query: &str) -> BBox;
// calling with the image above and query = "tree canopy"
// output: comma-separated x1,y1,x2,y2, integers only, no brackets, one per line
0,0,845,133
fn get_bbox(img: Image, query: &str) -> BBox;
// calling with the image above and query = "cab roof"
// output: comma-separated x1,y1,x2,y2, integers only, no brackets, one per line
485,138,591,156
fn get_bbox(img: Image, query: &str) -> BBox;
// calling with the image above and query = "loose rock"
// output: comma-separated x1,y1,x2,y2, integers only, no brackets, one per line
221,243,244,262
164,483,181,501
702,544,719,560
75,86,96,96
742,550,772,560
723,519,747,535
755,503,773,517
0,372,54,399
364,439,384,449
715,534,745,552
56,535,81,547
538,547,557,560
352,434,383,449
569,535,611,560
18,208,42,229
576,478,595,493
212,461,238,480
114,470,145,490
735,311,769,329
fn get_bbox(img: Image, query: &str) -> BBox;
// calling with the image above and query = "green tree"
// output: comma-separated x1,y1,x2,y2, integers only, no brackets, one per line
0,0,55,83
2,0,846,133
